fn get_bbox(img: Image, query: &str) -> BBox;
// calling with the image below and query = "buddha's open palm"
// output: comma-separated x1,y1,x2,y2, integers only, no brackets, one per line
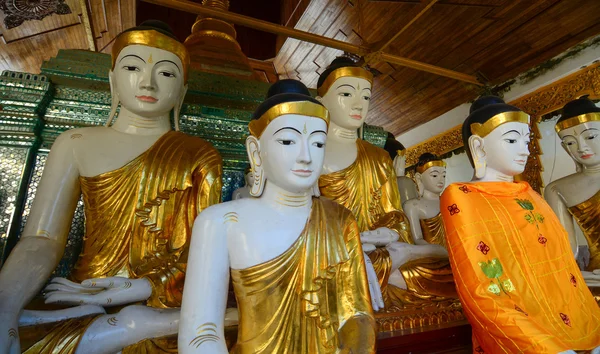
360,227,398,246
44,277,152,307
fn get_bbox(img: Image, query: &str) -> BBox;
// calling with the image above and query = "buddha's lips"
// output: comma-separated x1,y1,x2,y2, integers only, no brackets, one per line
350,114,362,120
515,160,527,165
136,95,158,103
581,154,594,159
292,169,312,176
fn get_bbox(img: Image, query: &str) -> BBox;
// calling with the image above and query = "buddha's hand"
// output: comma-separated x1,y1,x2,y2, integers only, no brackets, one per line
44,277,152,307
581,270,600,287
0,312,20,354
385,242,448,271
363,253,385,311
360,227,398,246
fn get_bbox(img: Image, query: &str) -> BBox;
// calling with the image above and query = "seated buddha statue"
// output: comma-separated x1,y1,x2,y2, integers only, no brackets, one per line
232,166,253,200
440,96,600,353
383,133,418,207
0,21,223,353
316,57,455,313
545,97,600,278
178,79,376,354
404,153,447,248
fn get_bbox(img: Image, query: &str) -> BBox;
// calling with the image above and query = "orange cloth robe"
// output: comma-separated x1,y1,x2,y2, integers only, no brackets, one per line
441,181,600,353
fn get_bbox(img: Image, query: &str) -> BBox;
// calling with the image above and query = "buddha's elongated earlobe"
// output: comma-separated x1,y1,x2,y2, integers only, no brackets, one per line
106,71,119,127
246,136,266,197
312,183,321,197
173,85,188,131
415,173,424,198
469,135,487,179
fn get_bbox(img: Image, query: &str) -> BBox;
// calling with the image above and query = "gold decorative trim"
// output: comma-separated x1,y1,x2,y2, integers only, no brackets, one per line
396,149,405,157
112,30,190,82
248,101,329,138
555,112,600,132
470,111,530,137
416,160,446,174
405,62,600,194
317,67,373,96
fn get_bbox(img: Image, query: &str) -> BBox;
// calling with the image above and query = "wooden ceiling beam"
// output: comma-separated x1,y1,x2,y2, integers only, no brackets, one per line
142,0,482,85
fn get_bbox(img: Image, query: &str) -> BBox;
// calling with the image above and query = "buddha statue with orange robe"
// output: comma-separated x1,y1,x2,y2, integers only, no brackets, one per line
440,96,600,353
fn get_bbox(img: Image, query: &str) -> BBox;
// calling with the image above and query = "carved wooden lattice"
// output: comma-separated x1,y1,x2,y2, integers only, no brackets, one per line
0,0,71,29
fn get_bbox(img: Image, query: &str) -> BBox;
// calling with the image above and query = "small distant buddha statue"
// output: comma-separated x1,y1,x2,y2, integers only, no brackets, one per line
404,153,447,248
383,133,418,207
0,21,223,353
179,79,376,354
232,165,253,200
545,96,600,274
440,96,600,353
316,57,455,312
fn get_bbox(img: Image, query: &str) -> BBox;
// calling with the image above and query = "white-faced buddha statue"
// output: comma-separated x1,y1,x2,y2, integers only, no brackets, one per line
0,20,223,353
404,153,447,247
179,79,376,354
440,96,600,353
545,96,600,275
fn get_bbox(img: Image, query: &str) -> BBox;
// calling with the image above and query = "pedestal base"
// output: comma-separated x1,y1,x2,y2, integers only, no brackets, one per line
377,320,472,354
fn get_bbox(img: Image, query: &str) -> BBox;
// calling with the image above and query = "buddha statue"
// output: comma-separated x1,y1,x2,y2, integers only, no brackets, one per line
232,166,253,200
440,96,600,353
404,153,447,247
178,79,376,354
0,21,223,353
316,57,455,314
545,97,600,274
383,133,418,207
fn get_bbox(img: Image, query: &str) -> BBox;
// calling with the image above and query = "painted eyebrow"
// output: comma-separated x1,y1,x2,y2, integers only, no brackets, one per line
337,84,356,90
155,59,181,73
362,88,372,92
273,127,302,135
582,128,599,133
119,54,145,63
309,130,327,135
502,130,520,136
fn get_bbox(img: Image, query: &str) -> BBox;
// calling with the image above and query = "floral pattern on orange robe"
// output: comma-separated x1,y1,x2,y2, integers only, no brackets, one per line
441,181,600,354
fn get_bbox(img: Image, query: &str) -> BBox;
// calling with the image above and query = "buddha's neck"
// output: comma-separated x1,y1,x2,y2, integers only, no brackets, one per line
422,189,440,200
111,106,172,136
475,167,514,183
262,181,312,212
328,121,358,144
582,163,600,176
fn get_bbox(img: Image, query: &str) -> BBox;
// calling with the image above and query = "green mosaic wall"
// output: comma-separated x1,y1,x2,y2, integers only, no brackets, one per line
0,49,387,272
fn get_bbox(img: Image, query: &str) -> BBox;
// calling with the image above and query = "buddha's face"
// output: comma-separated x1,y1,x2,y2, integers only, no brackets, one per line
318,76,372,130
480,122,531,176
110,44,185,117
559,121,600,167
420,166,446,194
254,114,328,193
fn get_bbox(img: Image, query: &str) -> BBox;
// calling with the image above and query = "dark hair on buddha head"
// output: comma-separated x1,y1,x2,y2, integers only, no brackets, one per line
317,57,359,89
416,153,441,168
121,20,180,41
462,95,522,166
558,95,600,124
252,79,323,121
383,132,405,160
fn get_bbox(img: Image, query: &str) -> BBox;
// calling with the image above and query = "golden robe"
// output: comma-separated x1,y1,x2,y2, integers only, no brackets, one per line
319,139,456,310
23,131,222,353
441,181,600,353
420,213,446,249
568,189,600,271
231,198,376,354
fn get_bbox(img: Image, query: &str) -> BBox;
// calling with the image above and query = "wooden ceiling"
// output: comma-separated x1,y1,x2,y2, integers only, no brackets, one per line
275,0,600,135
2,0,599,135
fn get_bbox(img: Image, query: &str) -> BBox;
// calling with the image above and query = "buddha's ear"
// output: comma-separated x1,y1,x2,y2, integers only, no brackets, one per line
469,134,486,179
173,84,188,131
106,70,119,127
415,172,424,197
246,135,265,197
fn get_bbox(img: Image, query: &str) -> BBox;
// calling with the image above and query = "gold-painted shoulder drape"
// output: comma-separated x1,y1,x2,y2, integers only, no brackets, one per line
420,213,446,249
319,140,456,310
441,182,600,353
23,131,223,354
568,189,600,271
230,198,376,354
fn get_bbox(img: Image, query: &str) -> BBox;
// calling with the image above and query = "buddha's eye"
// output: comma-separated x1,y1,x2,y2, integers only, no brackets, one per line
586,134,597,140
159,71,176,78
339,92,352,97
122,65,139,72
313,142,325,148
504,139,517,144
277,139,294,146
363,96,371,101
565,141,576,146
